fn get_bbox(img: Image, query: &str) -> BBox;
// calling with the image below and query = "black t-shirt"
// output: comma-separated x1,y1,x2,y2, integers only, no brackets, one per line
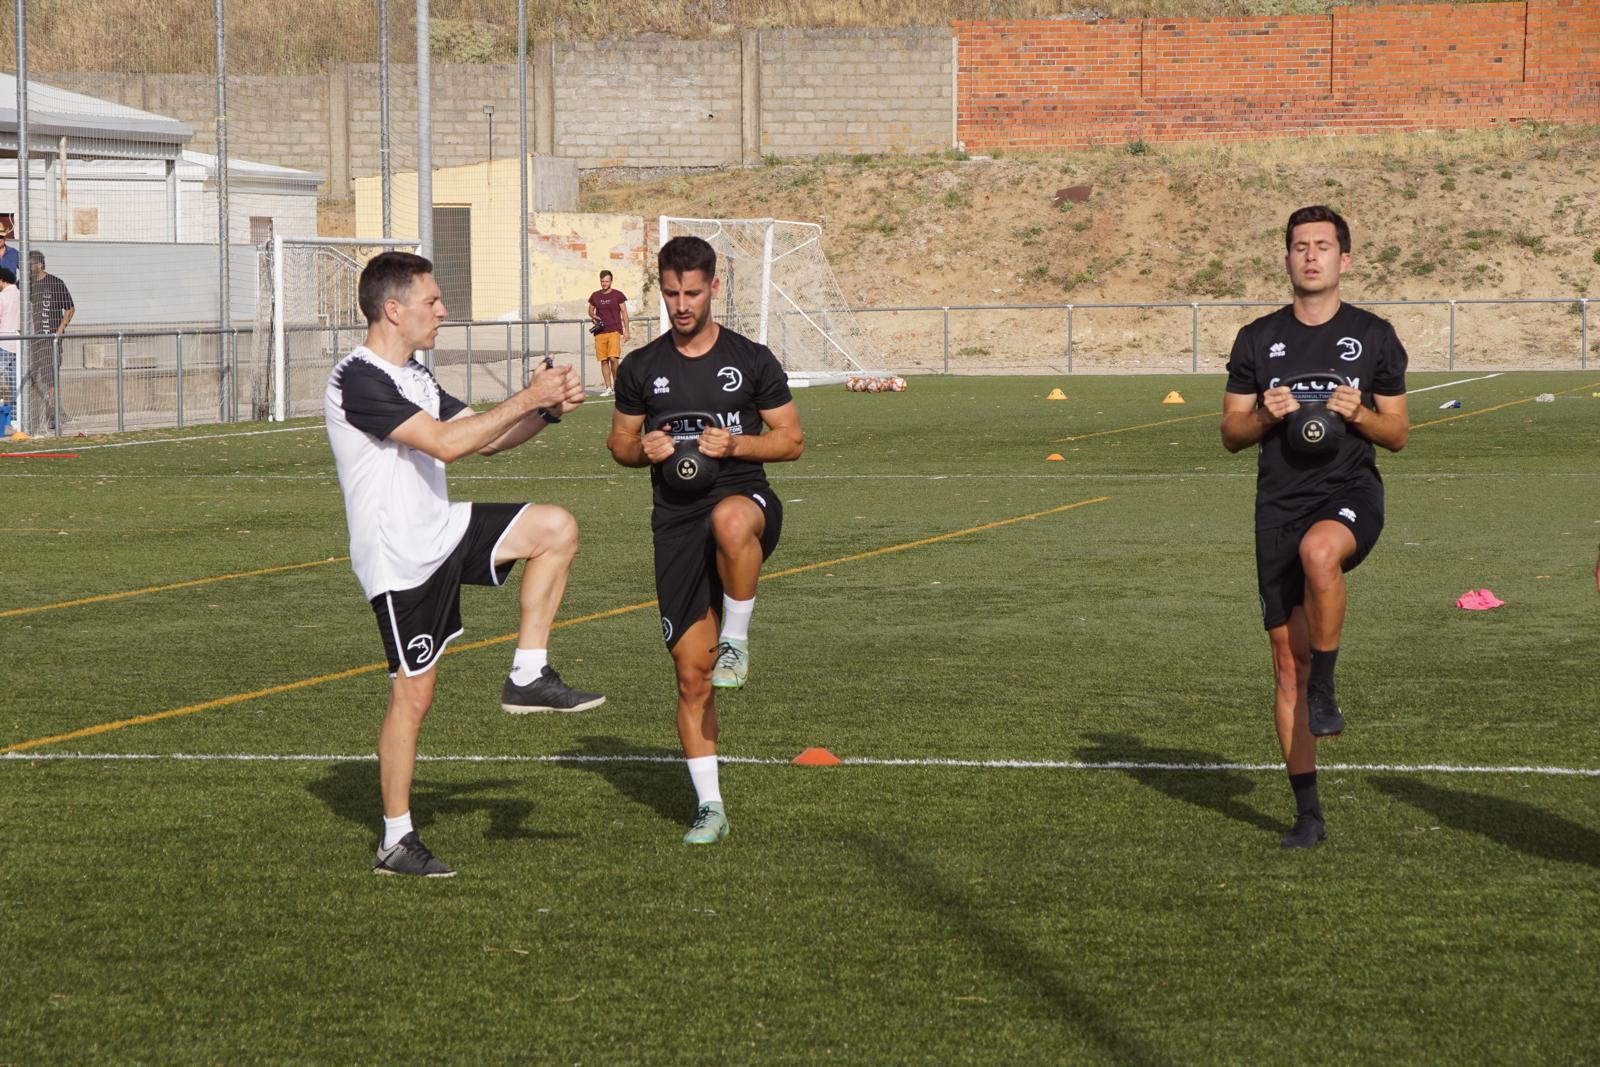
614,325,794,512
29,272,74,334
1225,302,1408,529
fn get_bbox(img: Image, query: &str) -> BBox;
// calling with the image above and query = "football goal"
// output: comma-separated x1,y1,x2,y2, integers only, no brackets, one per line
657,217,888,384
261,235,420,421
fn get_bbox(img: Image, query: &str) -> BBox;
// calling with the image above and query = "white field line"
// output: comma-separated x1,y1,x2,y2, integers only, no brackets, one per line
4,751,1596,777
1408,373,1503,395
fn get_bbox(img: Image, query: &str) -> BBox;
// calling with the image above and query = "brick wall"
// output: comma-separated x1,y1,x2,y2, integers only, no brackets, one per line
957,1,1600,150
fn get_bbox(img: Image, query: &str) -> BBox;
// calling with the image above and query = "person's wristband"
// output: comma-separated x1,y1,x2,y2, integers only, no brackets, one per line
536,407,561,424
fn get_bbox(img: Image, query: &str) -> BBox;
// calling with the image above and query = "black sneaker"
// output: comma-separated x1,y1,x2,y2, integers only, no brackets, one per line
1308,682,1345,737
373,831,456,877
500,665,606,714
1280,813,1328,850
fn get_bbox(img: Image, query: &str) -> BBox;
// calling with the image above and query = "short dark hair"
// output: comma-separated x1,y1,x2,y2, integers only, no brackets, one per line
0,267,14,285
28,250,44,266
1285,206,1351,253
658,235,717,280
359,251,434,325
599,269,613,281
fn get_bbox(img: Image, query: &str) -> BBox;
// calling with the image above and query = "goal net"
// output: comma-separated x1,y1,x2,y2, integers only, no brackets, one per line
658,217,888,384
260,236,420,421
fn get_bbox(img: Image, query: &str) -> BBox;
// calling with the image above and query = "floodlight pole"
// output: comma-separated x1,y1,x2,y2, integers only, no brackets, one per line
14,0,31,434
416,0,432,262
379,0,391,238
214,0,233,421
518,0,530,370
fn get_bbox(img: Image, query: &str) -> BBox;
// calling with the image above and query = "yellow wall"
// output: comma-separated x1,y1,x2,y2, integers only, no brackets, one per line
354,159,646,322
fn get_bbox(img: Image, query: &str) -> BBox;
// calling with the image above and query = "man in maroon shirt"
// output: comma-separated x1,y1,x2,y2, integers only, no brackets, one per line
587,270,630,397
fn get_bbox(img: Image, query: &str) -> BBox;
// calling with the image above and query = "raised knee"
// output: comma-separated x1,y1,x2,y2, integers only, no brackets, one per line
542,507,580,554
1299,541,1342,580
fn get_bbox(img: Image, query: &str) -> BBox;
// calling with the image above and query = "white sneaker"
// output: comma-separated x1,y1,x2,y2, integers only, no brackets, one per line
600,388,613,397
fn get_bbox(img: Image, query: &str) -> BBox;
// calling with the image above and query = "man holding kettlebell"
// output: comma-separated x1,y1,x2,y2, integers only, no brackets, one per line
1220,206,1410,849
607,235,805,845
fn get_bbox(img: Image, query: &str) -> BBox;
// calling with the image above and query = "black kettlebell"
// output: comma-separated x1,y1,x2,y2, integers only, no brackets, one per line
654,411,721,493
1280,371,1348,460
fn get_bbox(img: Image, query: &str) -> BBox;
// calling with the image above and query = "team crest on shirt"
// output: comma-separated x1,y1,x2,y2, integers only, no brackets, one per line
406,634,436,664
1268,342,1286,359
1337,337,1363,362
653,376,671,395
718,367,744,392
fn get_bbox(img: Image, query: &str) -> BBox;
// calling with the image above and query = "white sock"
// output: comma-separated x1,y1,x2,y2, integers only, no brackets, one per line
509,647,549,685
686,755,722,806
720,596,755,642
382,811,413,849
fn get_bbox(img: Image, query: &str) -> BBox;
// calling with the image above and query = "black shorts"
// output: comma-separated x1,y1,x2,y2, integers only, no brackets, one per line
1255,490,1384,631
371,502,527,676
654,488,782,650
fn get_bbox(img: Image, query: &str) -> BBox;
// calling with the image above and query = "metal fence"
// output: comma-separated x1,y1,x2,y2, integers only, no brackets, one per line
4,295,1593,436
853,297,1594,375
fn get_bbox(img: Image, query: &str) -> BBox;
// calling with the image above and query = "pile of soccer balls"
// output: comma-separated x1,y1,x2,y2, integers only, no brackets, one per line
845,375,907,393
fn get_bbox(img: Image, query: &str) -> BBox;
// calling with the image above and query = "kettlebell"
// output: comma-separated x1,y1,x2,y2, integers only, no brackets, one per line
654,411,721,493
1279,371,1348,460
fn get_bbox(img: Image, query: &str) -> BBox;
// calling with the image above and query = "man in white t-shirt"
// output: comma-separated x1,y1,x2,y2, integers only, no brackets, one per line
326,251,604,878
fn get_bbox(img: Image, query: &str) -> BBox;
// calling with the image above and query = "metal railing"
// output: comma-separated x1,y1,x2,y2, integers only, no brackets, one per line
3,296,1591,436
851,295,1587,375
852,297,1593,374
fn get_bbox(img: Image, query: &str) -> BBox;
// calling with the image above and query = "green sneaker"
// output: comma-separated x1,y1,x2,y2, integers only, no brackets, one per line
710,638,749,689
683,801,730,845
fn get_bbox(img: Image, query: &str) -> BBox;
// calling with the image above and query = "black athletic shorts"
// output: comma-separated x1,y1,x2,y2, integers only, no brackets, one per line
655,488,782,650
371,502,527,676
1255,489,1383,631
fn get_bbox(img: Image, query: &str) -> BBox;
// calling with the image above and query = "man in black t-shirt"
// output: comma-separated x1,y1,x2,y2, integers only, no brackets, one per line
26,251,74,432
1221,206,1409,849
607,236,805,845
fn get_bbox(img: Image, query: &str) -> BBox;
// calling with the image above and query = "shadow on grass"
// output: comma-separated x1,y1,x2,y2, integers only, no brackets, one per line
306,760,571,841
1370,775,1600,870
555,736,689,828
1075,732,1285,837
852,832,1173,1067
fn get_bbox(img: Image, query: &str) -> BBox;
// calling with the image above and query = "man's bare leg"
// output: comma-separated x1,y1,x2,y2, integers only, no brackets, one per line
673,610,729,843
1300,520,1357,737
709,496,766,689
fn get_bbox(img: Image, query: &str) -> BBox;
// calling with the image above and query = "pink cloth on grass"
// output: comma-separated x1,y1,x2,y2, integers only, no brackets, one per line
1455,589,1505,611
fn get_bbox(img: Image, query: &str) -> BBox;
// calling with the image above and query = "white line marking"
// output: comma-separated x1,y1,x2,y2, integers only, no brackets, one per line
4,751,1595,777
1409,373,1503,395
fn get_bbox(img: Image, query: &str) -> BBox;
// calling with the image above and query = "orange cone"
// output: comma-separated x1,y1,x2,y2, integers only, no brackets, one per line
1046,453,1065,461
1046,388,1067,400
793,747,842,766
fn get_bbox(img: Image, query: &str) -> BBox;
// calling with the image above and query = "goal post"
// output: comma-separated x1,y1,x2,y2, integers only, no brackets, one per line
658,216,888,384
265,235,420,421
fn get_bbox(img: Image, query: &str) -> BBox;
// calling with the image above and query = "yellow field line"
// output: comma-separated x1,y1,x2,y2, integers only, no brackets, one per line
0,497,1110,755
1410,379,1600,430
0,557,350,620
1053,411,1218,443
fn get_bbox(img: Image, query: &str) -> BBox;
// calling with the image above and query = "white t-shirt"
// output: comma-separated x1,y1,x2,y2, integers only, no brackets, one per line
324,345,471,600
0,285,19,348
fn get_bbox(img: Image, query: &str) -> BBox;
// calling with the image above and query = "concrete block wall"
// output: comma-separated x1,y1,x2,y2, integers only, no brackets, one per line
760,28,952,157
554,38,744,169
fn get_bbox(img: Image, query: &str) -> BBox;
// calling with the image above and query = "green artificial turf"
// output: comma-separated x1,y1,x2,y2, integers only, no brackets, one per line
3,372,1598,1064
